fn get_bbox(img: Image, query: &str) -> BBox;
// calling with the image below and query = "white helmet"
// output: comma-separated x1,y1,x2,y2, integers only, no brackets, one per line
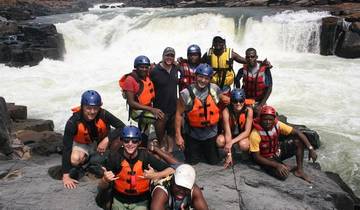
174,164,196,190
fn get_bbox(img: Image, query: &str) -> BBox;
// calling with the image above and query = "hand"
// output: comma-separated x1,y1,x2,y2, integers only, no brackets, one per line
97,137,109,155
224,142,232,154
151,108,165,120
63,173,79,189
143,164,156,180
276,163,289,177
308,149,317,163
262,58,272,68
224,153,233,169
101,167,118,183
220,94,230,105
176,135,185,151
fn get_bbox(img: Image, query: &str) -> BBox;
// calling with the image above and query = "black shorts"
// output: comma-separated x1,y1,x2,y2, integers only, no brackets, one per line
261,139,297,179
184,134,219,165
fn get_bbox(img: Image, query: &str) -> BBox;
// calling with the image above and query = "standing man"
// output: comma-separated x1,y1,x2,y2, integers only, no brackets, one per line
150,47,178,152
250,105,317,182
202,36,246,92
62,90,125,189
175,64,222,165
178,44,203,92
234,48,272,114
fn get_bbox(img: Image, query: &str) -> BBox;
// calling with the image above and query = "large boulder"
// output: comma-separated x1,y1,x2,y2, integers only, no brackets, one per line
0,97,12,156
334,23,360,58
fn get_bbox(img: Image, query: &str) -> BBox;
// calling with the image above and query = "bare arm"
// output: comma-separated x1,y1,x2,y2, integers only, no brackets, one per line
126,90,153,112
222,108,232,150
192,184,209,210
150,188,168,210
231,107,253,144
151,147,179,165
232,51,246,64
175,98,186,150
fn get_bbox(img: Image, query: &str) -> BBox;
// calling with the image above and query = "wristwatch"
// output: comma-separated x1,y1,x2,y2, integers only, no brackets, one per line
308,146,314,150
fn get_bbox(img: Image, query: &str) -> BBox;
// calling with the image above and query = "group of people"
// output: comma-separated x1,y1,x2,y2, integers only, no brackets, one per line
61,36,318,210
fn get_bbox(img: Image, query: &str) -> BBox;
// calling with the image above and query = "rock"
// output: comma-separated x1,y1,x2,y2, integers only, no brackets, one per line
12,119,54,132
335,25,360,58
0,97,12,156
6,103,27,120
0,19,17,35
320,16,341,56
0,6,34,20
15,130,63,156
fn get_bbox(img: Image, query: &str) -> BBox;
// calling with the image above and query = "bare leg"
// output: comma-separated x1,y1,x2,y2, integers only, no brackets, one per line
293,139,311,183
155,118,166,150
216,134,226,148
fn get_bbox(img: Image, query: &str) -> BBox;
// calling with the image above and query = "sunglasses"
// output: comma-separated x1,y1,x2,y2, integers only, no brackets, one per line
123,139,140,144
231,99,245,104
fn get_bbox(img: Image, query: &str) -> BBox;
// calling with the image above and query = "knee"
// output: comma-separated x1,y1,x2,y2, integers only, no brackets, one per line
216,135,225,147
294,138,304,149
238,138,250,151
70,151,86,166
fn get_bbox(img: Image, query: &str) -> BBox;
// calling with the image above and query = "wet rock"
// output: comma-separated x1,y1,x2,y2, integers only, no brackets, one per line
320,16,341,56
6,103,27,120
15,130,63,156
12,119,54,132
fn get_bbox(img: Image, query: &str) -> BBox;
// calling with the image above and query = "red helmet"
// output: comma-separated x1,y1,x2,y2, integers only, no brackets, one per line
260,105,276,116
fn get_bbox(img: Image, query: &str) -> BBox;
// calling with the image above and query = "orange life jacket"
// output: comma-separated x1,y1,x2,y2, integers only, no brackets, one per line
228,106,247,136
71,106,108,144
242,64,268,102
114,159,150,195
179,60,196,91
119,72,155,106
252,118,280,158
186,86,220,128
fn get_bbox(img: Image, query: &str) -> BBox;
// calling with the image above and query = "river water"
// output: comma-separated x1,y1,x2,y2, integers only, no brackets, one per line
1,6,359,196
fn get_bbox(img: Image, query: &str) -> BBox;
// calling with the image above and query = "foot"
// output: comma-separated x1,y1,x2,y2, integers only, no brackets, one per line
294,169,311,183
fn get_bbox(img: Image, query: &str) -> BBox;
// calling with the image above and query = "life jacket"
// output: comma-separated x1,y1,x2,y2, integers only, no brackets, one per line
119,72,155,106
186,85,220,128
178,60,196,91
252,118,280,158
228,105,248,136
71,106,108,144
208,47,235,89
114,157,150,196
242,64,268,102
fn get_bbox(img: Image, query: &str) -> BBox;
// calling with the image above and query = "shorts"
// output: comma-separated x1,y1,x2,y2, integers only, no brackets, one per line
72,142,96,156
130,110,156,127
261,139,297,179
184,134,219,165
112,197,148,210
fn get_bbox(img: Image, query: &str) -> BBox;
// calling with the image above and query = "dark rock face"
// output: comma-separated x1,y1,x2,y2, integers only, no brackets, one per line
0,97,13,156
0,20,65,67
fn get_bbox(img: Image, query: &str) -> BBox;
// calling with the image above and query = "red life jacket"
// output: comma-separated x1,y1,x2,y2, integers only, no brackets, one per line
228,106,247,136
252,118,280,158
71,107,108,144
186,86,220,128
119,72,155,106
114,158,150,195
242,64,268,102
179,61,196,91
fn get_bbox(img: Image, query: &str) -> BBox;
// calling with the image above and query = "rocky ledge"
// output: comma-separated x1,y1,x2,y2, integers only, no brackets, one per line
0,97,359,209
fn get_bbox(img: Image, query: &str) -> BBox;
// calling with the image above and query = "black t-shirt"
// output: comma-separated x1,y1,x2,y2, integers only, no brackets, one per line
106,148,169,204
62,109,125,173
150,63,178,115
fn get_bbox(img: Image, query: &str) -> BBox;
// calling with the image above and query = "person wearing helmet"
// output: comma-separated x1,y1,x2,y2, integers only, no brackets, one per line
250,105,317,182
150,47,179,152
99,125,174,210
217,88,253,168
178,44,203,91
151,164,209,210
119,55,164,145
175,64,223,165
234,48,273,115
62,90,125,189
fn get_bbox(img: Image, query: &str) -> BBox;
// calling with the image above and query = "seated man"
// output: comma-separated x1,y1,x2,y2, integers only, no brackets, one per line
250,105,317,182
119,55,164,141
99,125,174,210
62,90,125,189
175,64,223,165
217,88,253,168
234,48,272,114
151,164,209,210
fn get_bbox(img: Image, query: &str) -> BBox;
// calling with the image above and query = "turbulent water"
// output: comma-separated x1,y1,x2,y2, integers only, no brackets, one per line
1,7,359,196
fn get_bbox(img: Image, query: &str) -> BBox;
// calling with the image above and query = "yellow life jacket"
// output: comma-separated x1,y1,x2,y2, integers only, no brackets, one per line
208,47,235,89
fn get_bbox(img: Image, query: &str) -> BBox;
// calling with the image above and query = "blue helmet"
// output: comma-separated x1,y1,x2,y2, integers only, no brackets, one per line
187,44,201,55
134,55,150,68
195,64,213,77
121,125,141,140
81,90,102,106
230,88,246,102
